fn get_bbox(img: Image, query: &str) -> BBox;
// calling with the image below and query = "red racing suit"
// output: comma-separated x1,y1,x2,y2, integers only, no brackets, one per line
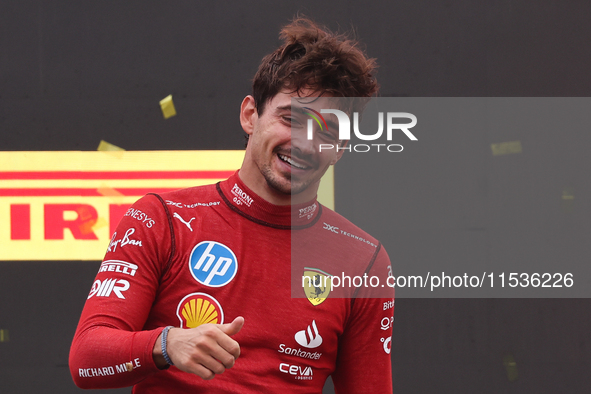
70,171,395,393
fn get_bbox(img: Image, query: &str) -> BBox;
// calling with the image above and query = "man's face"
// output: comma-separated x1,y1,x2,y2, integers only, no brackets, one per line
243,90,342,200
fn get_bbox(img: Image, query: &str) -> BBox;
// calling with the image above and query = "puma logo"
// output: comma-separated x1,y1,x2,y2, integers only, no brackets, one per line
173,212,195,231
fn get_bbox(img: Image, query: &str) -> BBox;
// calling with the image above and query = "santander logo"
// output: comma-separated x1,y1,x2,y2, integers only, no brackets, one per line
295,320,323,349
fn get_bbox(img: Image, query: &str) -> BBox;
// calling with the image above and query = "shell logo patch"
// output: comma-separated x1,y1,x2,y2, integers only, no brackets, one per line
176,292,224,328
302,267,332,306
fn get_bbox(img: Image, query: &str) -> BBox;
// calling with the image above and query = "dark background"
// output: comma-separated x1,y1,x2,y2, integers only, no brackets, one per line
1,1,590,393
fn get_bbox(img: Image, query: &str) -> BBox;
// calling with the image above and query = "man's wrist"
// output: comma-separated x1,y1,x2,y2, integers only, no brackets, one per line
152,328,171,370
161,326,175,366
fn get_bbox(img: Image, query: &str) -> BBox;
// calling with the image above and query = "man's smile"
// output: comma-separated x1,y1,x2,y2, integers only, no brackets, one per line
278,153,308,169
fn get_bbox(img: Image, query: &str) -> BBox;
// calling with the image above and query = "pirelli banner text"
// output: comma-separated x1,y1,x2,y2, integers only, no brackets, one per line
1,151,245,261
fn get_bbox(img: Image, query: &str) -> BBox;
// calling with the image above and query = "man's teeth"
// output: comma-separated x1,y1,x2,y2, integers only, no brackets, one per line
279,154,306,169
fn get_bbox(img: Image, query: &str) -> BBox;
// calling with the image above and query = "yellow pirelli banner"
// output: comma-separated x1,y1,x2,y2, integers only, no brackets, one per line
1,151,244,260
1,151,335,261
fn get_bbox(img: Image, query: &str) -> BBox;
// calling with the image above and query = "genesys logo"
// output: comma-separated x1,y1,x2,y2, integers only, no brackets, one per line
124,208,155,228
295,320,323,349
231,183,253,207
88,278,130,299
99,260,138,276
177,292,224,328
279,362,313,380
189,241,238,287
304,108,417,153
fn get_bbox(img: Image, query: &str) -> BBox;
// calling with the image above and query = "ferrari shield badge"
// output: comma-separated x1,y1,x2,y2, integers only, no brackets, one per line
302,267,332,306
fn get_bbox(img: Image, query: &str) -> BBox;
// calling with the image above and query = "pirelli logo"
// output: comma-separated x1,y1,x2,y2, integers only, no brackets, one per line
1,151,244,261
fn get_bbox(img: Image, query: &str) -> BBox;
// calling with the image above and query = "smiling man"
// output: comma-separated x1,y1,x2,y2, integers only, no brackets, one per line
239,92,343,203
70,18,394,393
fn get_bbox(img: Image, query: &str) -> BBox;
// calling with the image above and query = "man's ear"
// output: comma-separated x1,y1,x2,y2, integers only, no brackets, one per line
240,95,257,136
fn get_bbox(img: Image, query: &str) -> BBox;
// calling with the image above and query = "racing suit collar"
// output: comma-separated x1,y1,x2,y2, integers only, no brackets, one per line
217,171,321,229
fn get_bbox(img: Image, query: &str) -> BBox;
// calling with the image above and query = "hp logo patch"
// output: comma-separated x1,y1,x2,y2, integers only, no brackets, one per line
189,241,238,287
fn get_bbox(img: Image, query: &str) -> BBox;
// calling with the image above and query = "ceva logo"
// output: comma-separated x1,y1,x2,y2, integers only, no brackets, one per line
279,363,313,380
305,108,417,153
295,320,323,349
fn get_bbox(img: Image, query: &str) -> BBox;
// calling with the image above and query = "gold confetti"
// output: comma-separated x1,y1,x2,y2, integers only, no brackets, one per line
0,329,9,342
562,187,574,213
77,205,98,235
159,94,177,119
97,186,124,198
97,140,125,152
125,362,133,372
97,184,126,205
91,217,108,231
503,354,518,382
491,141,522,156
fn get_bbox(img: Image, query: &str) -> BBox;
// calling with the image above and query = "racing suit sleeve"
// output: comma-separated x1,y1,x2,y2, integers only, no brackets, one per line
69,194,172,389
331,245,395,394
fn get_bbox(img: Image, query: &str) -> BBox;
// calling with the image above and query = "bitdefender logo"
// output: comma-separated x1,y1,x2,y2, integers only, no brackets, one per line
305,108,417,153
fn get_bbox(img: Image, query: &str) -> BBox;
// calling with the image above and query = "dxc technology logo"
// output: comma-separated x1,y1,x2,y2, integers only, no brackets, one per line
189,241,238,287
305,108,417,153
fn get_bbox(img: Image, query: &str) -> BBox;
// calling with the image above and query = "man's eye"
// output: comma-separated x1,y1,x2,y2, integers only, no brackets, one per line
284,116,302,126
320,131,338,141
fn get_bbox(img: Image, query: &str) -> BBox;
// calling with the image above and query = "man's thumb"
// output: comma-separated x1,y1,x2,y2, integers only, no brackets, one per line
219,316,244,336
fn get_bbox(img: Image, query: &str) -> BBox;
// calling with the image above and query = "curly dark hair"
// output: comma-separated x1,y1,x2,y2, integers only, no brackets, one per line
252,17,379,116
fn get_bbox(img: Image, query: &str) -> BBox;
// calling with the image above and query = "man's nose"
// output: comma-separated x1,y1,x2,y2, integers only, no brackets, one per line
290,122,318,154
